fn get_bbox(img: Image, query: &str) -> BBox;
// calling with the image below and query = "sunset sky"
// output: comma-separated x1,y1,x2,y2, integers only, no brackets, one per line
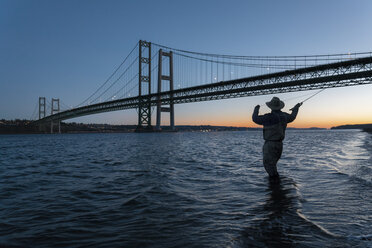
1,0,371,128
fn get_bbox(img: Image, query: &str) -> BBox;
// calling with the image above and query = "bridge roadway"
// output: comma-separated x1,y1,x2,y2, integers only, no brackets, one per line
35,56,372,124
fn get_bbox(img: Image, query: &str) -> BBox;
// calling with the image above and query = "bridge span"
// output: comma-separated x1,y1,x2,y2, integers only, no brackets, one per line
33,41,372,132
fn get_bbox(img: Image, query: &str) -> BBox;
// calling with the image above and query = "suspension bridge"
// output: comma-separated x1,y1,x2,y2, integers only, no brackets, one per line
32,40,372,133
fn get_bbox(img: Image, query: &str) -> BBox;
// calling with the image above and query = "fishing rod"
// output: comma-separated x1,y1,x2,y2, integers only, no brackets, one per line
289,88,326,110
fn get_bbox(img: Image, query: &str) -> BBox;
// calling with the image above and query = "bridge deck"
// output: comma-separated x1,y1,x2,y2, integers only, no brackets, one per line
34,56,372,123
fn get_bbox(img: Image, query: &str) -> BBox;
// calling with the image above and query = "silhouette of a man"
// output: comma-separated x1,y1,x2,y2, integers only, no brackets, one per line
252,97,302,180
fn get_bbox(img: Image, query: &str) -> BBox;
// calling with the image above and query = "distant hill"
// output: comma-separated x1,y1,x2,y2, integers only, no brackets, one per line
331,124,372,130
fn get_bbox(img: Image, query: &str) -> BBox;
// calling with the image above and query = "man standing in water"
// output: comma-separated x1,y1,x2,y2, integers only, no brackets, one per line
252,97,302,181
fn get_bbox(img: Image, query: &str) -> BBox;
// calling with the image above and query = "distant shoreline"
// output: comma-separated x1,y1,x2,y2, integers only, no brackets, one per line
1,119,372,134
330,123,372,133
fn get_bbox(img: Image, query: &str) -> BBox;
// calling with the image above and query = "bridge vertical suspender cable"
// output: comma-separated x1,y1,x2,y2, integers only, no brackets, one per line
35,40,372,128
76,42,139,107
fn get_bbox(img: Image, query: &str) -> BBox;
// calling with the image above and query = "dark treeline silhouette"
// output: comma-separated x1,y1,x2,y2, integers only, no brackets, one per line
0,120,254,134
331,123,372,130
0,119,39,134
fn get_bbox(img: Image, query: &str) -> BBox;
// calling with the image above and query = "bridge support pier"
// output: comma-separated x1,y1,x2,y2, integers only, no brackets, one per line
50,121,61,134
156,49,175,131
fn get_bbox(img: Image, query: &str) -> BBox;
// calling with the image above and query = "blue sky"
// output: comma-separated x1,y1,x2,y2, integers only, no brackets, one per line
1,0,371,127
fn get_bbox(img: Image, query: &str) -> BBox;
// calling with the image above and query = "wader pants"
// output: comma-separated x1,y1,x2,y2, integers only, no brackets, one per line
263,140,283,177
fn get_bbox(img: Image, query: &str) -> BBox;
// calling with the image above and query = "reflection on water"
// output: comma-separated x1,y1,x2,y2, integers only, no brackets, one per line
238,177,304,247
236,176,366,248
239,177,299,247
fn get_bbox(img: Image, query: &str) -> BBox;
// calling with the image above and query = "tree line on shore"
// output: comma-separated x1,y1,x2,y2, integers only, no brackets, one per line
1,119,371,134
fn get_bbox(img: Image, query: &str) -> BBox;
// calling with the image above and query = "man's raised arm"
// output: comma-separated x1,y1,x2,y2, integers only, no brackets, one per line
287,103,302,123
252,105,264,125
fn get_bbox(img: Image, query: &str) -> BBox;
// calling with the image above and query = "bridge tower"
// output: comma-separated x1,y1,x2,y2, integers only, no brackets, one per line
156,49,175,131
136,40,153,132
39,97,46,120
38,97,47,132
50,98,61,134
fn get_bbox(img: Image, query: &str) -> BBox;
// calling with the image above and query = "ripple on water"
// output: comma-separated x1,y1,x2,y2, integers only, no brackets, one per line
0,131,371,247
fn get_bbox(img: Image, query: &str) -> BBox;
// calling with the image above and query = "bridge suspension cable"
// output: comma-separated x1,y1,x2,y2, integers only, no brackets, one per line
151,42,372,91
76,41,139,107
73,41,372,112
60,100,73,111
90,56,139,103
30,101,39,120
39,41,372,120
34,40,372,125
152,42,371,60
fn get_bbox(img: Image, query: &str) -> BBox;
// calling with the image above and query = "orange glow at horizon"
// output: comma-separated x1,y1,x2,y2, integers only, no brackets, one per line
174,85,372,129
176,119,372,129
175,108,372,129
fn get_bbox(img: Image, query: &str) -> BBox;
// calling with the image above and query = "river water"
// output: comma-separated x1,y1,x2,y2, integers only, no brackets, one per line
0,130,371,247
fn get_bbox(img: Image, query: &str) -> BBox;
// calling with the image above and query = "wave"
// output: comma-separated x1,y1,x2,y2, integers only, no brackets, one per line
228,176,369,248
313,133,372,185
348,233,372,241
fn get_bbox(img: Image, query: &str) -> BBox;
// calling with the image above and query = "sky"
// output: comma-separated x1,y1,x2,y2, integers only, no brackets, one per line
0,0,371,128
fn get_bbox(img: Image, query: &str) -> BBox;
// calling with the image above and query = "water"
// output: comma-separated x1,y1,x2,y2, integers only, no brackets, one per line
0,130,371,247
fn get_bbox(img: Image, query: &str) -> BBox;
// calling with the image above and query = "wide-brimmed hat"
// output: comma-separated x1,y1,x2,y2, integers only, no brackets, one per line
266,97,284,110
